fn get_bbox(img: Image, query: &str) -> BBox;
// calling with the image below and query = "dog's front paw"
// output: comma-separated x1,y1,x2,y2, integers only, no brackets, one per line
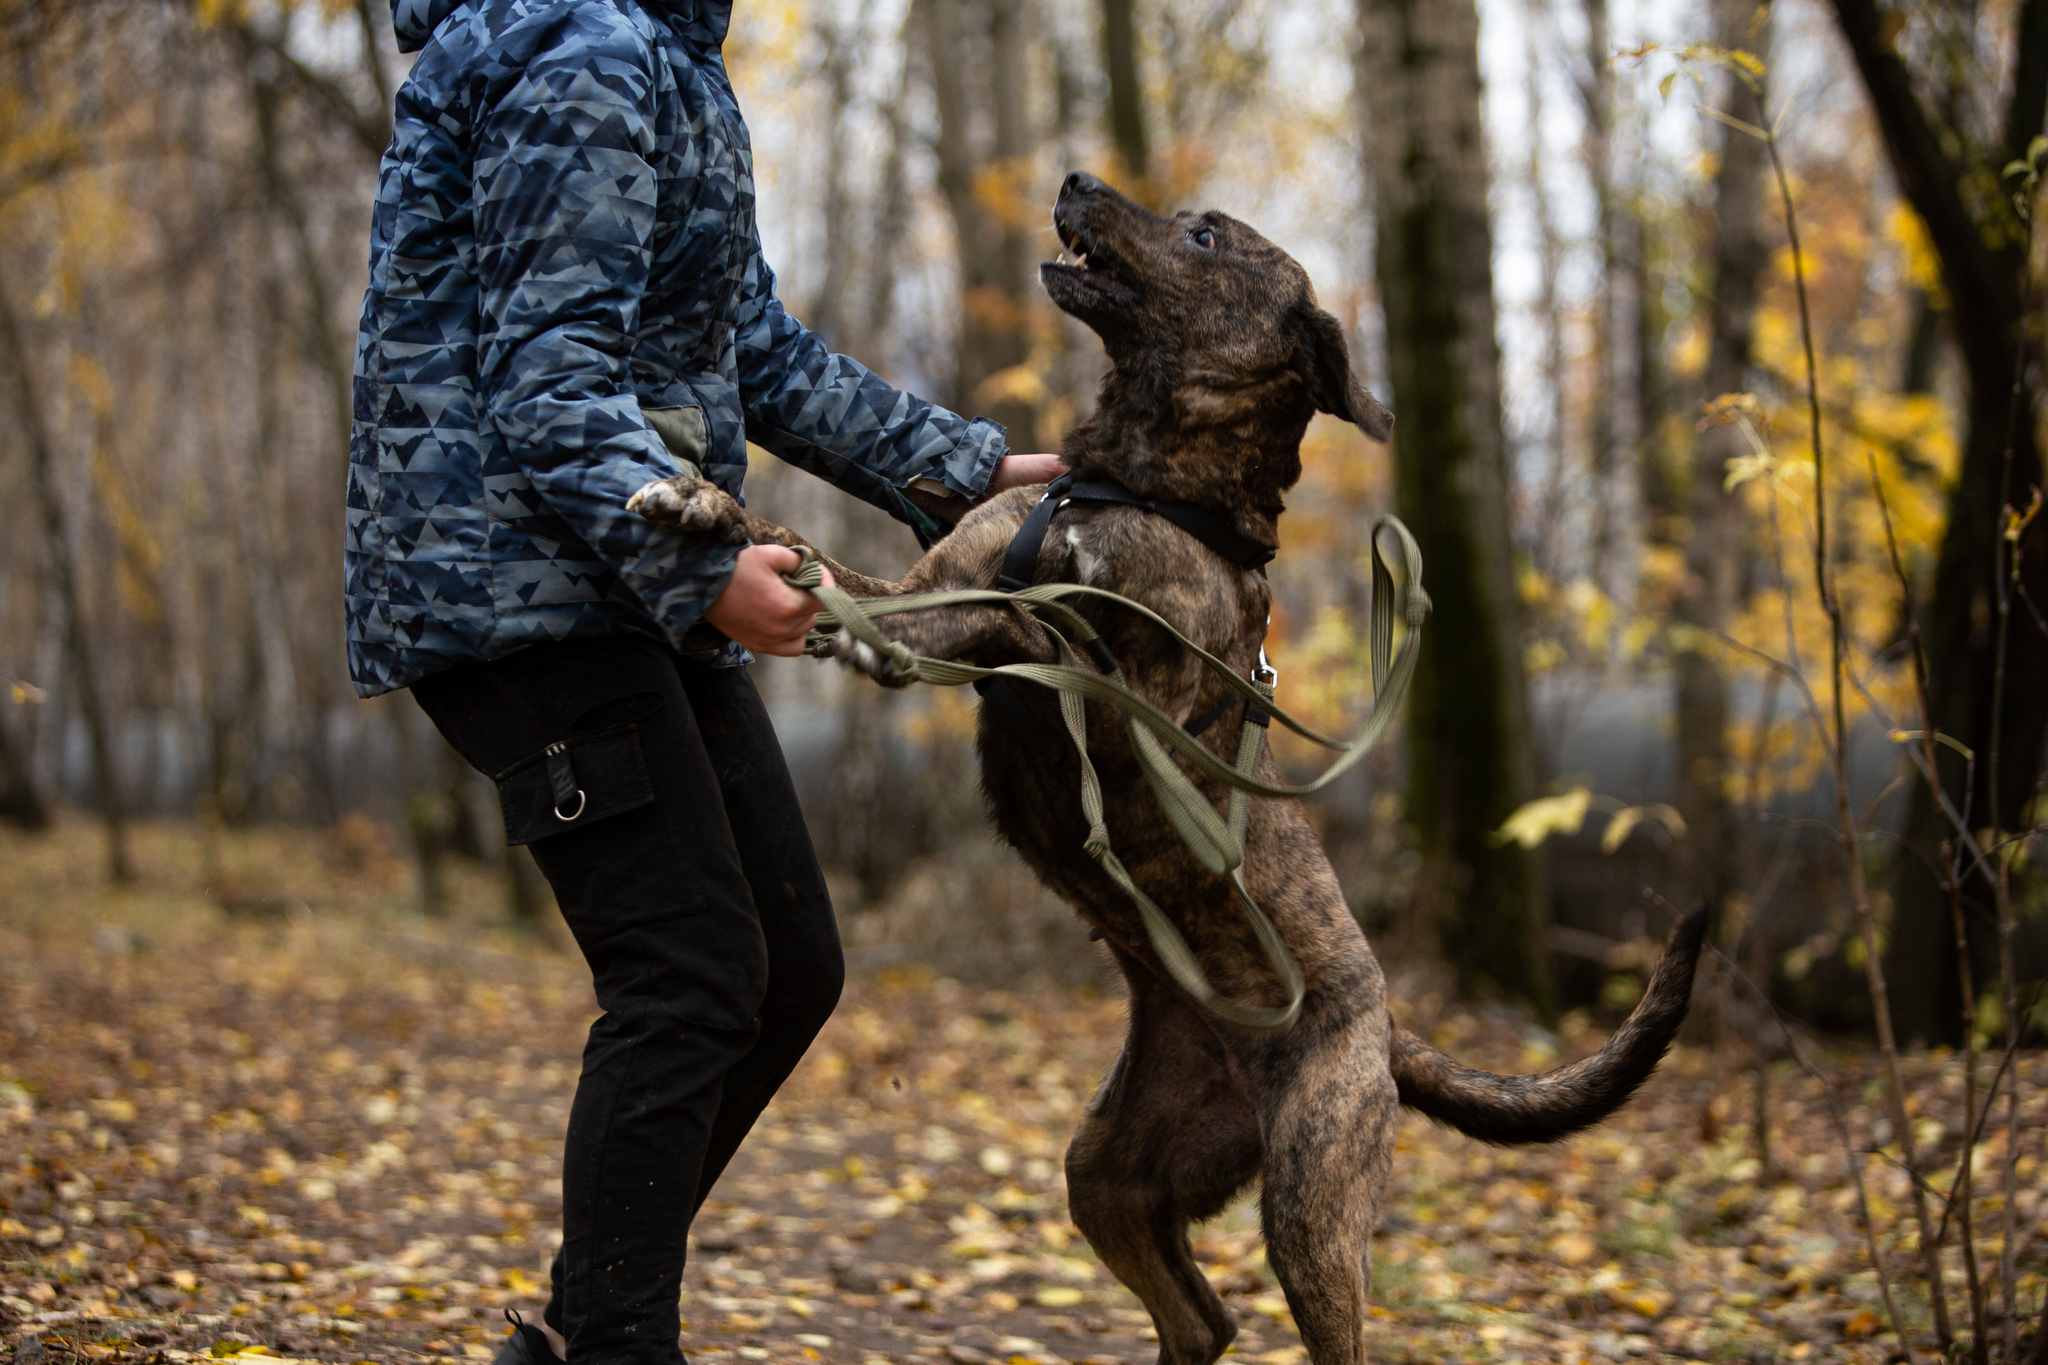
834,630,918,689
627,476,748,543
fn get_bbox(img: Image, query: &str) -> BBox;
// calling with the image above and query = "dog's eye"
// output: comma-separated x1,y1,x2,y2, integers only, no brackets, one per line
1189,226,1218,251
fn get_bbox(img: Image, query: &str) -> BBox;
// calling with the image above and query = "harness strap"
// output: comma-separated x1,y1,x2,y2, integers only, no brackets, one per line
981,471,1272,741
1061,478,1277,570
974,474,1078,740
1184,693,1244,739
995,473,1075,590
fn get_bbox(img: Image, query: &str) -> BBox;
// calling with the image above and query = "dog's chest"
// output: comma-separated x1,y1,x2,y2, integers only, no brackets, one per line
972,521,1270,906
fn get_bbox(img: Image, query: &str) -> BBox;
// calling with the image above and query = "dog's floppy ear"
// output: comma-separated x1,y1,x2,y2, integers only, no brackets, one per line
1300,306,1394,442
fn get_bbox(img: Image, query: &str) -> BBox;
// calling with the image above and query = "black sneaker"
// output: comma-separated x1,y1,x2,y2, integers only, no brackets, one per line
492,1310,562,1365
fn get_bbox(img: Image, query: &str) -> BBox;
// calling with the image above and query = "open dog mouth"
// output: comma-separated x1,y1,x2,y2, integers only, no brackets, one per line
1048,218,1136,295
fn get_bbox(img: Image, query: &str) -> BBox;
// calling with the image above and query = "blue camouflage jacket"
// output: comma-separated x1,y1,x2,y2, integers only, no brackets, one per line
346,0,1008,696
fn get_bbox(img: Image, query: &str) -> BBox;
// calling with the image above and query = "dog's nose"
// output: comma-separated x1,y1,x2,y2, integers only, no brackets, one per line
1062,170,1108,198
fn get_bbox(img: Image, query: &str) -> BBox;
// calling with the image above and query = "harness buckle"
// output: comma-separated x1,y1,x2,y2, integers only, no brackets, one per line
1254,646,1277,689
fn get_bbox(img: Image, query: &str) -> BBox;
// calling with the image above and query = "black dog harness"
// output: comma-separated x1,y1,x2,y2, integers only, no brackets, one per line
975,472,1276,740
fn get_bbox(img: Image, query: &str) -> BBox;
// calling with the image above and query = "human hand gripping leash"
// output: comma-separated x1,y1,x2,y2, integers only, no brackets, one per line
777,518,1429,1033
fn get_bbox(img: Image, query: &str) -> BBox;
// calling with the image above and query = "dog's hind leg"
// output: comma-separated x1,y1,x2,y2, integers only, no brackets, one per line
1066,956,1262,1365
1252,1013,1399,1365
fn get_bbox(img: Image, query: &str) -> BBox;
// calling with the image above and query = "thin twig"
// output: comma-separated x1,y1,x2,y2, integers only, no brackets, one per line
2017,582,2048,640
1700,935,1914,1360
1706,628,1832,755
1868,457,1990,1359
1720,77,1941,1358
1753,82,1948,1351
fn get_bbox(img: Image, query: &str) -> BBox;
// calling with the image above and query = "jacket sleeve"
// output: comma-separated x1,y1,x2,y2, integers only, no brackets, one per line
471,11,737,646
730,230,1009,523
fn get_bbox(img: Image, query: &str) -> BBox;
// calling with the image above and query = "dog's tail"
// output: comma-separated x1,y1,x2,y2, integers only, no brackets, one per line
1388,903,1707,1144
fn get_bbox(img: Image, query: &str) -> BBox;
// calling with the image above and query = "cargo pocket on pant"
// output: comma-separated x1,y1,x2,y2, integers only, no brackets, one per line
494,722,657,845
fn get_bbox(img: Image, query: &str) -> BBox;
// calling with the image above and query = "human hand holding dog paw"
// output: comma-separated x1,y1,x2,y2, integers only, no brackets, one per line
988,453,1068,494
704,544,835,657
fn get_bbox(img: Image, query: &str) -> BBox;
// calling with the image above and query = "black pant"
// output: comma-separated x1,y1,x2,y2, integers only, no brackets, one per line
414,635,844,1365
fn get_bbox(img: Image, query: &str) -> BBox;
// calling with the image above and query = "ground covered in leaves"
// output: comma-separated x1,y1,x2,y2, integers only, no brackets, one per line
2,821,2044,1365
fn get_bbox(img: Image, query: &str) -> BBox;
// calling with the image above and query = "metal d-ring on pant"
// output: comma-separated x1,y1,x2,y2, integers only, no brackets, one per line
544,741,589,822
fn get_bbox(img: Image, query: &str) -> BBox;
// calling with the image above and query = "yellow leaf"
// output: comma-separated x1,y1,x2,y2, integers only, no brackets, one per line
1602,804,1687,852
1549,1231,1598,1266
1034,1286,1084,1307
1699,391,1767,430
2006,486,2043,544
1492,788,1592,848
1627,1290,1672,1317
1602,807,1645,855
1723,451,1772,492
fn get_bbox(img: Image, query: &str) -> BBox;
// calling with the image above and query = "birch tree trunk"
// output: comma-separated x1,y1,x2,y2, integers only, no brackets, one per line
1358,0,1552,1010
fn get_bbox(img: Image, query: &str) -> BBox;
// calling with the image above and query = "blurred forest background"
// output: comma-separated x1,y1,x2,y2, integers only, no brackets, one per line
0,0,2045,1036
2,0,2047,1360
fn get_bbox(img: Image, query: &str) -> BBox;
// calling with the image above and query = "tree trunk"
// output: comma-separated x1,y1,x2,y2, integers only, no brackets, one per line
811,9,859,350
1829,0,2048,1044
868,18,915,349
1358,0,1551,1011
0,279,130,880
0,703,48,830
1521,0,1573,585
246,57,352,466
1579,0,1621,599
1674,0,1772,930
919,0,1037,436
1101,0,1149,188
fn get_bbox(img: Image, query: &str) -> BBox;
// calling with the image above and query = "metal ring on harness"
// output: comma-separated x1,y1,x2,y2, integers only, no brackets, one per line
554,791,587,822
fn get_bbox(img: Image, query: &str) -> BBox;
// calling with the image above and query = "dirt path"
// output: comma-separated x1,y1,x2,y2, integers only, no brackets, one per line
2,823,2042,1365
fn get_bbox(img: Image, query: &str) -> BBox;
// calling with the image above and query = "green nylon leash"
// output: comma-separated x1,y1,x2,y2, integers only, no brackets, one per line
780,515,1430,1034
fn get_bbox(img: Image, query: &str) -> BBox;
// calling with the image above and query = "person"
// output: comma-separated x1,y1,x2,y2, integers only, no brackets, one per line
345,3,1064,1362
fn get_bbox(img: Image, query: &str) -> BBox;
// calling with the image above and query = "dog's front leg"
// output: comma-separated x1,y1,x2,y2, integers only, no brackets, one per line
832,486,1062,687
629,474,901,597
835,599,1057,688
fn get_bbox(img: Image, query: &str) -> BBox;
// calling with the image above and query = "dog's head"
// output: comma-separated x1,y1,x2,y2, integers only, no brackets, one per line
1041,171,1394,454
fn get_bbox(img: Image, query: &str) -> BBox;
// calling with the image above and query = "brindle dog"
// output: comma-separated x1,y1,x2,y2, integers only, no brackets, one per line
630,172,1705,1365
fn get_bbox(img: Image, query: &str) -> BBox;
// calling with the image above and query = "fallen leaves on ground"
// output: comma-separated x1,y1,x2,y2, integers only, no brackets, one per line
2,820,2044,1365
